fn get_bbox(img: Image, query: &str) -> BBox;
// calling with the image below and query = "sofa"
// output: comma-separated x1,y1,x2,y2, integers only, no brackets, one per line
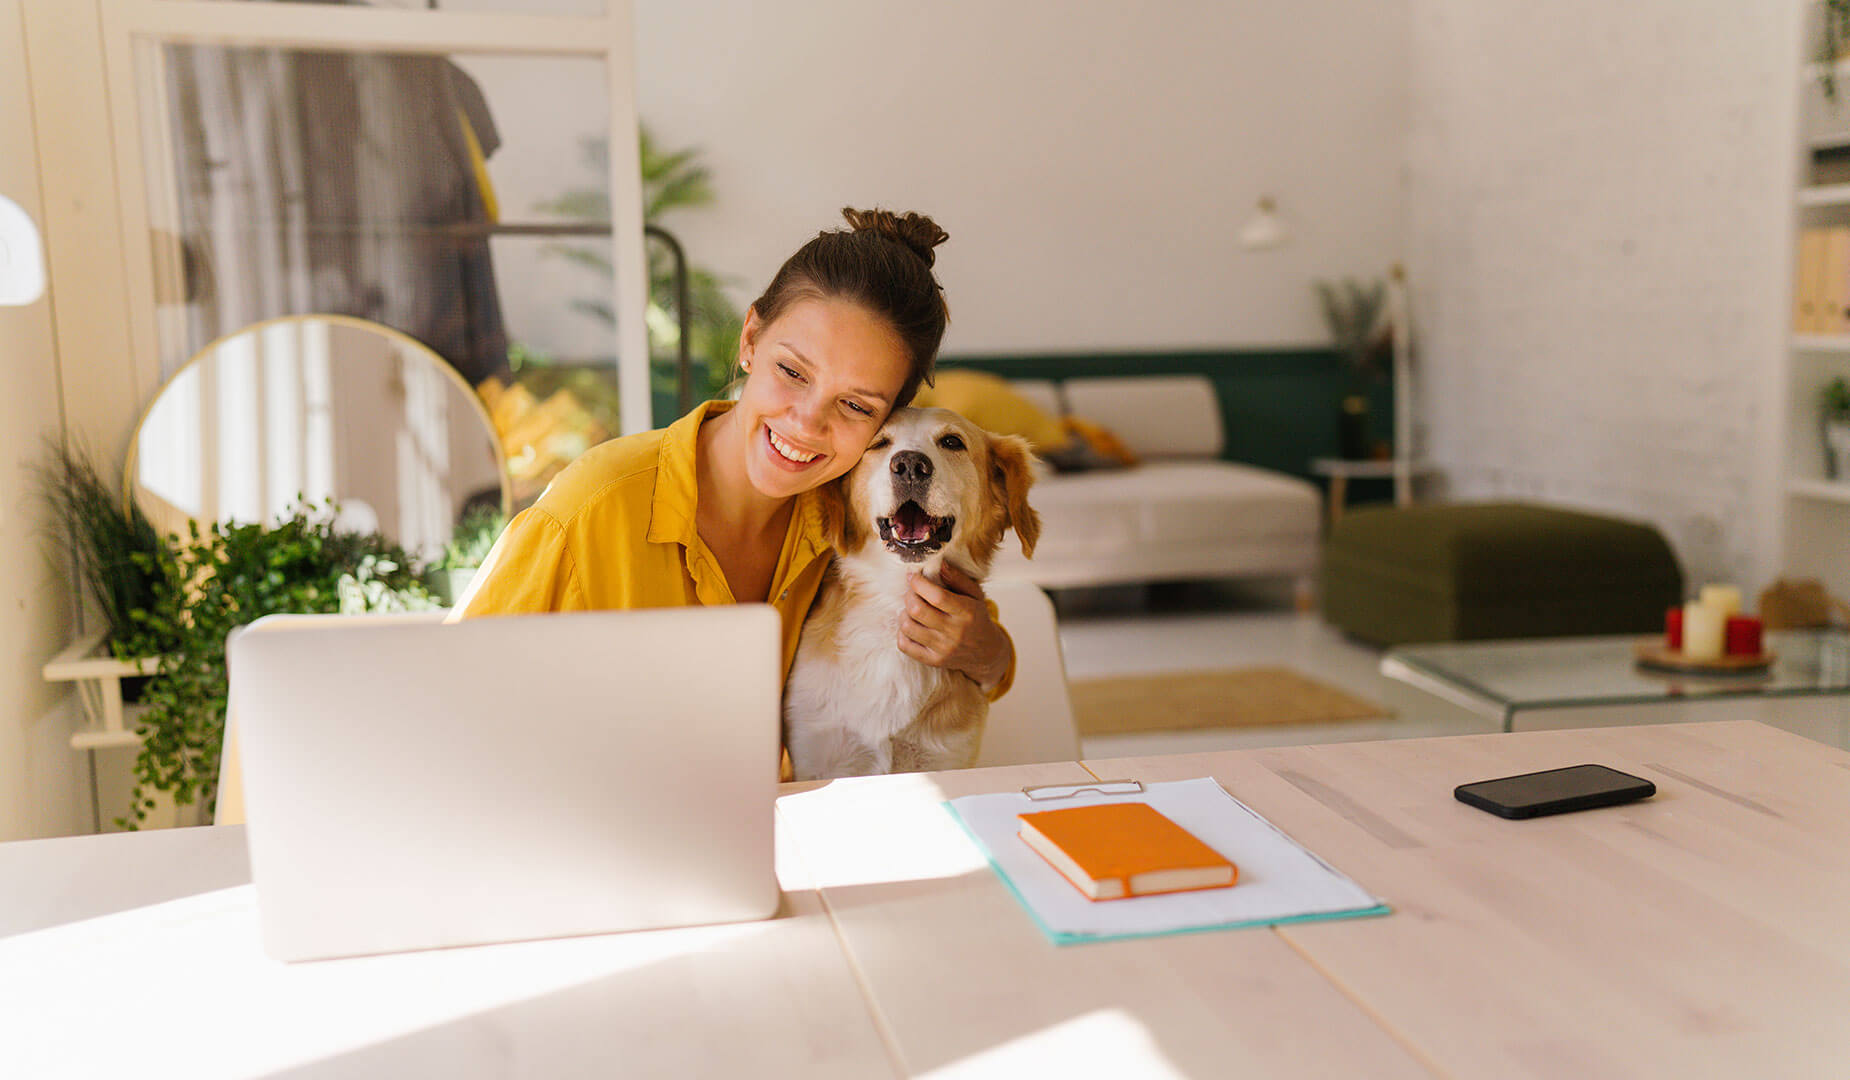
944,374,1322,591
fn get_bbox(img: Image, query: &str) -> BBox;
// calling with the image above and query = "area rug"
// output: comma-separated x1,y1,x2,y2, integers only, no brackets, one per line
1069,666,1394,736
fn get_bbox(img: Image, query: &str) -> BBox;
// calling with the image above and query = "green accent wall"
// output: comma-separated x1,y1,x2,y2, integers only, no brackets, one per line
937,348,1395,484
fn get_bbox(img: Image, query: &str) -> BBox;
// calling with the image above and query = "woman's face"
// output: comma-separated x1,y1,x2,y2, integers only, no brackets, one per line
733,296,912,500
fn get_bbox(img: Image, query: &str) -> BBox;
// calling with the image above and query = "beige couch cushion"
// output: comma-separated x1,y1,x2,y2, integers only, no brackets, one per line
1061,375,1222,459
1024,461,1317,562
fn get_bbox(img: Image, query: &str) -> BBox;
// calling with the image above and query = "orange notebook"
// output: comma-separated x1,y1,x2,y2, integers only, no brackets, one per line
1017,802,1238,901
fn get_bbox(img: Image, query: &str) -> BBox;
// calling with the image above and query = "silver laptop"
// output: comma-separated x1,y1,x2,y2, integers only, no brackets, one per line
228,606,784,962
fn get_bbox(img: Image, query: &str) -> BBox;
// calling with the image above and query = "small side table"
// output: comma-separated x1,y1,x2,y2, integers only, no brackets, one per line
1309,457,1432,523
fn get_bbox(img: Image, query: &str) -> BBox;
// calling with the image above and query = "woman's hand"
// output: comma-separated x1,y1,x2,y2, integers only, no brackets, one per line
899,564,1012,692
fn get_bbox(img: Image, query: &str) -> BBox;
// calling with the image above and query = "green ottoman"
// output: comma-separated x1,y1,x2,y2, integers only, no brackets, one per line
1320,503,1683,646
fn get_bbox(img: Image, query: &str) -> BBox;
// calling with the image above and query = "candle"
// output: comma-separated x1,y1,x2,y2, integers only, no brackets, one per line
1683,601,1726,661
1725,615,1764,657
1698,584,1743,618
1665,606,1684,649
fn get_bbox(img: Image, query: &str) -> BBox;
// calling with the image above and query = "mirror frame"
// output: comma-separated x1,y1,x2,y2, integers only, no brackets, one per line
123,313,513,537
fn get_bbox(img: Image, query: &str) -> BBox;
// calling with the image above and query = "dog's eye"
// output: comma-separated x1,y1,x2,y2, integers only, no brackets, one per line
937,434,966,452
868,435,892,451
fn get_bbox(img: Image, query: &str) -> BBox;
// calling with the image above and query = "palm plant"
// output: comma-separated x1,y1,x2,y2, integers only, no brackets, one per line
533,127,744,405
41,441,174,661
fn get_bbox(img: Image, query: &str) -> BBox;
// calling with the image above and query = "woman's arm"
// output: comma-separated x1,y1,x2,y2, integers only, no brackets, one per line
898,564,1016,699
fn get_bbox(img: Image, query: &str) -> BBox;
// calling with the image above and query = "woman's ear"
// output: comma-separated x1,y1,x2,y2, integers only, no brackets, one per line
987,434,1041,558
738,306,761,374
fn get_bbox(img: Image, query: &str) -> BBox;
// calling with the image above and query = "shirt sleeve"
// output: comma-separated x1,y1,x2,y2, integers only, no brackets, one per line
446,507,582,621
982,597,1016,703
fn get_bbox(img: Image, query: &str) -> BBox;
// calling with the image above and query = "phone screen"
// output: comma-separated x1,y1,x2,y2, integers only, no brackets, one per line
1455,764,1654,818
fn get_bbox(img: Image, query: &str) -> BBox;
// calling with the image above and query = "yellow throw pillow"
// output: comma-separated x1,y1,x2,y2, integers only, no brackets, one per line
1061,415,1139,467
911,370,1068,451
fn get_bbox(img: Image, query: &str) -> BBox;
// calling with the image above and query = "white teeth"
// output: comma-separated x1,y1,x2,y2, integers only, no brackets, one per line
768,429,819,464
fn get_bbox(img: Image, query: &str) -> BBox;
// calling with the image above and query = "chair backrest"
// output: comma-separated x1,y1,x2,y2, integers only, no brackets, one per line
215,610,448,826
973,579,1080,768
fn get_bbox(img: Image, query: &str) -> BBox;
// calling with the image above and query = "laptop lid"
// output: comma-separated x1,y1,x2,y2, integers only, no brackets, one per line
229,606,783,962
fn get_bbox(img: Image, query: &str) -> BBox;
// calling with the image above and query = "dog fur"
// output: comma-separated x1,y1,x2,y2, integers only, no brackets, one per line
784,408,1039,780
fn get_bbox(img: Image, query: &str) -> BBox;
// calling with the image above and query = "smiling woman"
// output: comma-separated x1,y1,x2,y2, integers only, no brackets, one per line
451,208,1018,778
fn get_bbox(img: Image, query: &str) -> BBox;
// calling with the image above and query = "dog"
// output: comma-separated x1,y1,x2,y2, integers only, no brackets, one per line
784,407,1039,780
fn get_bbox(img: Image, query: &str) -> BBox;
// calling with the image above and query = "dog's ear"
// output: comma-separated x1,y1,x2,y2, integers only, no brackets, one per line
816,475,849,550
987,433,1041,558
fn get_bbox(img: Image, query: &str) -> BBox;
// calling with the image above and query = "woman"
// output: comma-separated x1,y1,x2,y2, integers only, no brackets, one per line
452,208,1015,775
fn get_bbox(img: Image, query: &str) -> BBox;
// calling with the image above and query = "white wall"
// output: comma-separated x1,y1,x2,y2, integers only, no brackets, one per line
633,0,1410,353
0,0,85,841
1405,0,1802,590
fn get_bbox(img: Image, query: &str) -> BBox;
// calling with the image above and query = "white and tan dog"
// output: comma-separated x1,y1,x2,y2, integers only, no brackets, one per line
785,407,1039,780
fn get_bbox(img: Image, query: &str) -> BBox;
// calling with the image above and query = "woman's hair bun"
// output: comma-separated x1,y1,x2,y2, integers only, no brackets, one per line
841,207,949,268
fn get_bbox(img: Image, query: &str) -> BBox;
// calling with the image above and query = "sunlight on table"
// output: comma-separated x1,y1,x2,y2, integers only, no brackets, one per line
0,883,768,1078
778,773,992,889
920,1009,1186,1079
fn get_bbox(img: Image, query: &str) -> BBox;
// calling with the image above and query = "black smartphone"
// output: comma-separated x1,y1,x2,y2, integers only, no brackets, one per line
1454,764,1655,820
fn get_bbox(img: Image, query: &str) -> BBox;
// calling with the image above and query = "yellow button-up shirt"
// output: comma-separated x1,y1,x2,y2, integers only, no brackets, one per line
451,401,835,682
452,401,1013,759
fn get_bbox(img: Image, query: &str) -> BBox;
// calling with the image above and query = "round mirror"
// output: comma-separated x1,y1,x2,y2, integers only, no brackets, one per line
127,315,510,561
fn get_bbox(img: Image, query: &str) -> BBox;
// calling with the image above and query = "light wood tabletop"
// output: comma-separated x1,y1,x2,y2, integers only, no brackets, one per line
777,761,1432,1078
2,720,1844,1078
0,812,895,1079
1086,719,1850,1080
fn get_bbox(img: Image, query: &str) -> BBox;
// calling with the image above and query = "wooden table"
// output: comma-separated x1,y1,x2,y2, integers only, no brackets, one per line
4,720,1846,1078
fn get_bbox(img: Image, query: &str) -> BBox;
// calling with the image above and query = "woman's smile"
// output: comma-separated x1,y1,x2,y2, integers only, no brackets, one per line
764,425,824,468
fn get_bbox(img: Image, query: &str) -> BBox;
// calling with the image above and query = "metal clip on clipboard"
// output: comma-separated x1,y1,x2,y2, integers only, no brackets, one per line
1020,779,1145,802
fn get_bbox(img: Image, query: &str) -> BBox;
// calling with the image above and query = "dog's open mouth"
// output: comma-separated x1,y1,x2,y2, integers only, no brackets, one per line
876,501,954,561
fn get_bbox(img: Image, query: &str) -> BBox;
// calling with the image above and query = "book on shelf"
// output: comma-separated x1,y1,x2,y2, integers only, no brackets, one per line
1828,227,1850,334
1017,801,1238,901
1794,226,1850,334
1798,227,1826,333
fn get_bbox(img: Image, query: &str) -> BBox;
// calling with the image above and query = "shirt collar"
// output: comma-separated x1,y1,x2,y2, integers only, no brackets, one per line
647,400,832,571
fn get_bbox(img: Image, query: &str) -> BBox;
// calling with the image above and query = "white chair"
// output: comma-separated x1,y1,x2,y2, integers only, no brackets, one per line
973,579,1081,768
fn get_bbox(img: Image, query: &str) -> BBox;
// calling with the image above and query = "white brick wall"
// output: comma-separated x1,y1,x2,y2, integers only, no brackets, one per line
1406,0,1803,589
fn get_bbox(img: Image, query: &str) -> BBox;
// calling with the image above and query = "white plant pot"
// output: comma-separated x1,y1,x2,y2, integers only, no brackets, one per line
1827,419,1850,481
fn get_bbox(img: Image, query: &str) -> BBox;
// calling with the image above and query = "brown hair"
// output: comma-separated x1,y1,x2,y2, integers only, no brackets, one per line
747,207,950,411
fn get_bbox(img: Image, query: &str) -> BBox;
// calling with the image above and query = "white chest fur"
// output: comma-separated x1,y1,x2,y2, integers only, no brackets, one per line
784,554,985,780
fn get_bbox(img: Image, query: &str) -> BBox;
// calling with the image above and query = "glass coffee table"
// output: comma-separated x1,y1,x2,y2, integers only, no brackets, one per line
1381,629,1850,732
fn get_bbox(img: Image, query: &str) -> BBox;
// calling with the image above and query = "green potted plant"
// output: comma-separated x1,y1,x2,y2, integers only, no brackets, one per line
1823,375,1850,480
41,442,178,678
119,502,433,828
1820,0,1850,101
533,126,747,407
1314,278,1391,460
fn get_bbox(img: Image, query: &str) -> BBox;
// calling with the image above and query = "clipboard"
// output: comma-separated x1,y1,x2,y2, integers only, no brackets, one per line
944,777,1390,946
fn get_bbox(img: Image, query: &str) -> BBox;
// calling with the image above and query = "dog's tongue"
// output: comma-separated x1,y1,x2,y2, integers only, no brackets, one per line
894,502,934,542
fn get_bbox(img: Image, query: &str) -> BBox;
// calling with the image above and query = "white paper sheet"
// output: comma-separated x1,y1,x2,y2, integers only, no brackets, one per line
946,777,1388,943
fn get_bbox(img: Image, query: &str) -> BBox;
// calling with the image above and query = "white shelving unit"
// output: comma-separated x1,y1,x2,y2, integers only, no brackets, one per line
1786,46,1850,600
40,628,159,751
1789,477,1850,504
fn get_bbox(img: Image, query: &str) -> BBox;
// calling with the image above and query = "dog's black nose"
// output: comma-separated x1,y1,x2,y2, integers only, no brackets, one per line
890,450,932,483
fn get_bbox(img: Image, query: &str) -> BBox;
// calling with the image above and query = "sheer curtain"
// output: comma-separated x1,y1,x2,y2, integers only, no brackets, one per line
162,42,509,386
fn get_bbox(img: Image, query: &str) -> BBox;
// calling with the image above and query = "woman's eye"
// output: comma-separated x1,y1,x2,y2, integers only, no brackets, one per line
777,363,805,383
938,434,966,451
844,399,875,417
